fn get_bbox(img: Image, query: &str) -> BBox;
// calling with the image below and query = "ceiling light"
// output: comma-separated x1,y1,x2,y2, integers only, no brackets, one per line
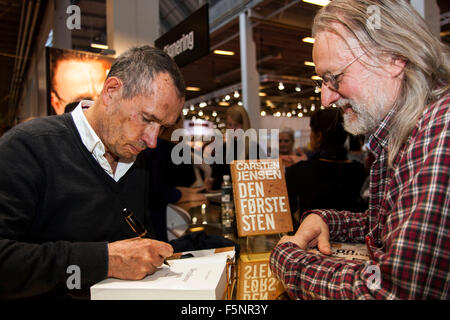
186,86,201,92
189,105,195,111
297,103,302,109
212,111,217,117
90,43,109,50
233,91,240,98
302,0,330,6
295,85,302,92
224,95,231,101
287,112,292,118
321,105,325,110
298,113,303,118
311,104,316,111
311,75,322,81
304,61,316,67
315,86,321,93
199,102,207,108
218,101,230,106
278,82,285,90
260,111,266,116
259,92,267,97
182,109,188,115
198,110,204,117
302,37,315,44
303,108,308,113
213,50,235,56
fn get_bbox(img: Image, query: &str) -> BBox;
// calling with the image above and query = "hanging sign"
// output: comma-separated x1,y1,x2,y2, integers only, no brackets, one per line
155,4,210,67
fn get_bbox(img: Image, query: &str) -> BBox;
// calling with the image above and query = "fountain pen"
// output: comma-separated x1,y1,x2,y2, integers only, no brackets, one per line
122,208,169,266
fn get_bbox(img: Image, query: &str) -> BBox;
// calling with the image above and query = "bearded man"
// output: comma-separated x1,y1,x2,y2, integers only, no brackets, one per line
270,0,449,299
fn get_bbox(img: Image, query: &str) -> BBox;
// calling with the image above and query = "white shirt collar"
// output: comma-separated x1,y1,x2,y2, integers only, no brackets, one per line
71,100,135,181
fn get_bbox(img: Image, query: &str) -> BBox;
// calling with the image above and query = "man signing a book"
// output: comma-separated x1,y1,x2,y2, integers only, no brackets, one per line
0,46,184,299
270,0,449,299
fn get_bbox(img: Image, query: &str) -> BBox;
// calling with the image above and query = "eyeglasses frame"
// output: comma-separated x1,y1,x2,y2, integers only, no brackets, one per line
313,51,367,91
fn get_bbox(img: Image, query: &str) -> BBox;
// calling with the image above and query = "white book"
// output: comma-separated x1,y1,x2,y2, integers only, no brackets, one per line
90,249,234,300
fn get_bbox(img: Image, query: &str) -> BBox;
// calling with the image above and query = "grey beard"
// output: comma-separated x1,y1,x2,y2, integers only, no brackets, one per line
336,98,380,135
136,140,147,149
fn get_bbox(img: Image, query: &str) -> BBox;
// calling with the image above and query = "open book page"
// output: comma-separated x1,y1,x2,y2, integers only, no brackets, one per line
307,242,369,261
167,246,236,300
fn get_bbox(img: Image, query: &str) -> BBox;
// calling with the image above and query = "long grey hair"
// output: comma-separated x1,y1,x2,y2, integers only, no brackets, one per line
312,0,450,166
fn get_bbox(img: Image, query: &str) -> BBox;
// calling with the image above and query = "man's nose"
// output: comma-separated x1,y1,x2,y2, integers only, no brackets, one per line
321,85,341,107
142,123,160,149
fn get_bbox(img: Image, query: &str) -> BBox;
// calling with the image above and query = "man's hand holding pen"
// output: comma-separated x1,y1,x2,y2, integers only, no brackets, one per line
122,208,170,266
107,237,173,280
106,208,172,280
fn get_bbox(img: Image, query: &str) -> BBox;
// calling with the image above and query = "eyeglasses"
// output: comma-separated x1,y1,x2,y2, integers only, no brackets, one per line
313,52,367,91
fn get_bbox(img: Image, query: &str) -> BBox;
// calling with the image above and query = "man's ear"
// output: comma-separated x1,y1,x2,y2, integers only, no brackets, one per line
50,91,63,115
386,55,407,78
101,76,122,106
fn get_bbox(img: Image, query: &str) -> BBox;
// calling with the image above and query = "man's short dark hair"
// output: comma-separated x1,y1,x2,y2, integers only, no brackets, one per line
106,45,186,100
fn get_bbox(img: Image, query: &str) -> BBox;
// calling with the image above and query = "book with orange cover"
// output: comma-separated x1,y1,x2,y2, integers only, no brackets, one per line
230,159,293,237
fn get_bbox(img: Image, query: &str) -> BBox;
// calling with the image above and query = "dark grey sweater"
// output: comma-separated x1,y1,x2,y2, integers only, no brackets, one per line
0,114,151,299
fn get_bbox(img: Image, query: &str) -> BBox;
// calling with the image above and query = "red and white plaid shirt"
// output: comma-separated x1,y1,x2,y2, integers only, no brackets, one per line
270,93,450,299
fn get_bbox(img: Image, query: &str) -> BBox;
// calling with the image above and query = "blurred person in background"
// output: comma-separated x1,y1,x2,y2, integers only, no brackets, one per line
208,104,266,190
347,134,367,165
279,127,307,168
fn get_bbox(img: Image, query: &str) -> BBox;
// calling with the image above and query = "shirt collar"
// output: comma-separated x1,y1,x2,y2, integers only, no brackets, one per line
367,104,399,156
70,100,104,155
70,100,135,182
